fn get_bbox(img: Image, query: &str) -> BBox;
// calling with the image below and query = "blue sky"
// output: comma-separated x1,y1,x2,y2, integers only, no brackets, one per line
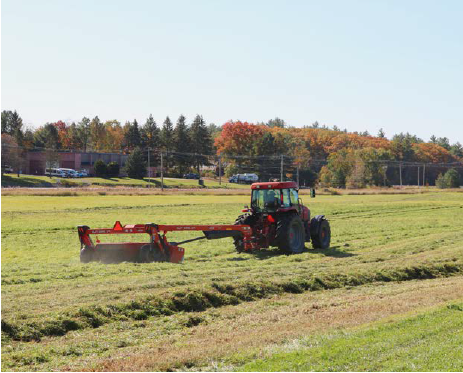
2,0,462,142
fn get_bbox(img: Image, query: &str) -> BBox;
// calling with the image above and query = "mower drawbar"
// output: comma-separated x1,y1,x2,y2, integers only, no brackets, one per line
78,221,254,264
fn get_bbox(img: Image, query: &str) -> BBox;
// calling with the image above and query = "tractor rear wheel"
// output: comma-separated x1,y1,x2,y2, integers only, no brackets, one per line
233,213,255,252
311,219,331,249
276,214,305,253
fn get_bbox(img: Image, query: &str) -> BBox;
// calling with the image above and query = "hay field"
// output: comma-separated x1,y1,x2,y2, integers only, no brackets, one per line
1,192,463,371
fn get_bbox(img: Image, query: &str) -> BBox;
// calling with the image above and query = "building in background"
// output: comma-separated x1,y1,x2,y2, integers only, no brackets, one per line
25,151,129,176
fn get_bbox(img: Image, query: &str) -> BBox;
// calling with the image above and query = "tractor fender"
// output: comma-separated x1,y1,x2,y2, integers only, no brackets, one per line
310,215,326,235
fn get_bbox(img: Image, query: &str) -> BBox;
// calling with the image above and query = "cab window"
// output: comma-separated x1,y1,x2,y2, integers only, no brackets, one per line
282,189,291,208
290,188,299,206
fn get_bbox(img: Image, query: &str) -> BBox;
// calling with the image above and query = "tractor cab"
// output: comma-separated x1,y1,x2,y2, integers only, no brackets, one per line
250,181,306,216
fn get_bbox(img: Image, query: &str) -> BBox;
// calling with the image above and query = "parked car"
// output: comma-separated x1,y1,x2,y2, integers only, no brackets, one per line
45,168,67,177
60,168,79,178
2,165,14,173
229,173,259,184
183,173,200,179
78,170,89,177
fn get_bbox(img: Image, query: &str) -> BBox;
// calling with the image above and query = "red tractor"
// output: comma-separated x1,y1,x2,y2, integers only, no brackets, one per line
77,182,330,263
233,181,330,253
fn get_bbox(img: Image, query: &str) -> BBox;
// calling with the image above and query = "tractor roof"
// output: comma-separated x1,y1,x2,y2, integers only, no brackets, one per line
251,181,298,190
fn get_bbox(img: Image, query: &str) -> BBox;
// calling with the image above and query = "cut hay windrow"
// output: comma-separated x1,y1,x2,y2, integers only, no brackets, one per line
2,262,462,342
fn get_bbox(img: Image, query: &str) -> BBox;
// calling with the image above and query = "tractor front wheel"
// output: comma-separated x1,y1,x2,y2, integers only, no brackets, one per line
276,215,305,253
311,218,331,249
233,213,255,252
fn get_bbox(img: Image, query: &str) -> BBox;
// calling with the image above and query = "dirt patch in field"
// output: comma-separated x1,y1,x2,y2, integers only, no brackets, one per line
91,276,463,371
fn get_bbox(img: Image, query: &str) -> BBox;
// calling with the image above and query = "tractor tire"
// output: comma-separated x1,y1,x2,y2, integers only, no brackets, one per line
80,246,94,263
233,213,255,252
311,218,331,249
275,214,305,253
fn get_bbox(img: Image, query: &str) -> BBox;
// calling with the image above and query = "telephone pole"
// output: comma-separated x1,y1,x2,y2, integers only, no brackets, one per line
218,155,222,185
423,163,426,187
161,152,164,191
399,162,402,187
280,155,284,182
147,148,150,188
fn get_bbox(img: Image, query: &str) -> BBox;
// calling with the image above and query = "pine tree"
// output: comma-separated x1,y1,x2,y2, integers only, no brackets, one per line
189,115,212,174
173,115,191,172
124,119,141,150
125,147,146,179
161,117,174,151
141,114,160,149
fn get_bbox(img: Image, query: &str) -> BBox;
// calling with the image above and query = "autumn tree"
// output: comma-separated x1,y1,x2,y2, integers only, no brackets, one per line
103,120,124,151
89,116,105,151
77,117,91,152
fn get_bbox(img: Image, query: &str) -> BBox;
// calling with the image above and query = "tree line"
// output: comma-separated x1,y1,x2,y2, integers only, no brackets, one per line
2,110,462,186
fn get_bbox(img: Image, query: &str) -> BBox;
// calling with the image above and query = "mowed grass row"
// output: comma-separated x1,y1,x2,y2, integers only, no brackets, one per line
1,192,463,370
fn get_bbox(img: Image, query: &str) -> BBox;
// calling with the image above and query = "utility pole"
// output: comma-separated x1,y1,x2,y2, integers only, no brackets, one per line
218,155,222,185
417,166,420,187
423,163,426,187
161,151,164,191
148,148,150,187
296,165,300,188
399,162,402,188
280,155,284,182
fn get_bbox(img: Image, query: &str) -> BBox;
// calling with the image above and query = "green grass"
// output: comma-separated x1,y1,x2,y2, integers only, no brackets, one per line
238,302,463,371
1,192,463,371
1,174,58,187
2,173,246,189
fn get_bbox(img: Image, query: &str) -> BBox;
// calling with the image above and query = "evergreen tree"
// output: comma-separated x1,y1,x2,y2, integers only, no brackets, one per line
141,114,160,149
125,147,146,179
33,123,61,149
172,115,191,172
160,116,174,151
377,128,386,138
189,115,212,174
124,119,141,150
267,117,286,128
1,110,24,145
141,114,160,168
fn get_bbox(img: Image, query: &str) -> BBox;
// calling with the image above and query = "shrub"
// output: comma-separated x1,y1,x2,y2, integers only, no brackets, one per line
436,169,460,189
94,160,108,177
125,148,146,179
107,162,120,177
444,168,460,188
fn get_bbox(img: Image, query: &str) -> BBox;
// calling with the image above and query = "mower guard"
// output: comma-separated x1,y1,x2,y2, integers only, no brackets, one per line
78,221,253,264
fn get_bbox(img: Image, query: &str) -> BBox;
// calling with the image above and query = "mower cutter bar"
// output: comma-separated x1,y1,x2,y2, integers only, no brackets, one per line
78,221,255,264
